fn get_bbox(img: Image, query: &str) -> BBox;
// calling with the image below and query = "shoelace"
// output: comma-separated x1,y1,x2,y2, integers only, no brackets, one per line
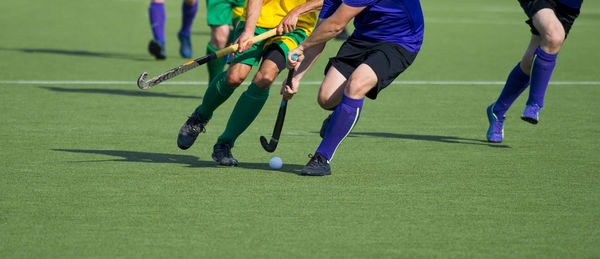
187,116,206,134
306,153,324,166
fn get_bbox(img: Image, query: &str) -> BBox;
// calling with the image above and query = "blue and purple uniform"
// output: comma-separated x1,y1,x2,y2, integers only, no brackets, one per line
319,0,424,53
559,0,583,9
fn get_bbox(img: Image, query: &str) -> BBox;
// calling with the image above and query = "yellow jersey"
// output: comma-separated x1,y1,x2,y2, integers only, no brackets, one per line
241,0,317,35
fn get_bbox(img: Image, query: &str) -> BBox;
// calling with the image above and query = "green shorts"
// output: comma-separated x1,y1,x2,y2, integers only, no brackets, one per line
230,22,308,67
206,0,245,26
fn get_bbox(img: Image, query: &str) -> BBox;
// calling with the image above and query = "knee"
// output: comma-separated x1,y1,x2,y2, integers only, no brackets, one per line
253,68,278,89
541,29,565,54
210,26,230,48
344,77,375,99
225,70,246,87
317,94,337,110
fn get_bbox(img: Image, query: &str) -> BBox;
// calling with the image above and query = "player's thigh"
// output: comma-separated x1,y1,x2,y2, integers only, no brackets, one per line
254,58,281,88
318,66,347,109
344,64,378,99
531,8,565,44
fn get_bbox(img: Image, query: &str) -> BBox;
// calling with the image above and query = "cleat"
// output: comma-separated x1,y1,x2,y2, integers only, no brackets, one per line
521,104,541,124
486,103,504,143
320,113,332,138
178,33,193,59
148,39,166,60
177,111,208,150
300,152,331,176
212,143,239,166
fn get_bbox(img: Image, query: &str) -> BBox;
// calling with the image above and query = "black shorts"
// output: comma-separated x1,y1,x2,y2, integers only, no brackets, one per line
519,0,580,36
325,37,418,100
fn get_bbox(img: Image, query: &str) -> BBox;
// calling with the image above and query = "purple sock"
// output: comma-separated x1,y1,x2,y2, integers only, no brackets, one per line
493,63,530,121
179,1,198,36
527,47,557,107
316,94,363,161
149,2,166,43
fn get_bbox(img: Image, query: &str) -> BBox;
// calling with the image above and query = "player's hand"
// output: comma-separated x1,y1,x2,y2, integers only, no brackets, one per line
286,47,304,70
277,10,299,35
234,30,254,53
281,76,300,101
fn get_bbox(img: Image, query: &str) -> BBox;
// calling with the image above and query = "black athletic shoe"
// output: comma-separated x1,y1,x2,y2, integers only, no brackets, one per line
212,143,239,166
320,113,332,138
300,152,331,176
177,111,208,150
148,39,166,60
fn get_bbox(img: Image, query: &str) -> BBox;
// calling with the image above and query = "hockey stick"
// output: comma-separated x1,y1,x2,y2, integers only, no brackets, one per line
137,28,277,90
260,56,297,152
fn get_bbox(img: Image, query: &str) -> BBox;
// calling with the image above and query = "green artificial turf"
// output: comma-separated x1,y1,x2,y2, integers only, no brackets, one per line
1,0,599,257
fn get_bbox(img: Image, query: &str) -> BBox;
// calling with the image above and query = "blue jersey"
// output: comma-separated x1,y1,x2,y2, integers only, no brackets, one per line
559,0,583,9
319,0,424,53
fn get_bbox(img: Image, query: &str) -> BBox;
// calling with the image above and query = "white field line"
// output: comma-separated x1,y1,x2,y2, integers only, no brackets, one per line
1,80,600,86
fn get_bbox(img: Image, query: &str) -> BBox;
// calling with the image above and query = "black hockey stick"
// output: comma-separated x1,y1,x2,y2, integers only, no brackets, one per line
260,64,296,152
137,28,277,90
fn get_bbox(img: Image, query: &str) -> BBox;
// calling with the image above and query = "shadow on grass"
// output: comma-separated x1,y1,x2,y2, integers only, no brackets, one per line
53,149,303,174
0,47,151,61
40,86,201,99
315,131,510,148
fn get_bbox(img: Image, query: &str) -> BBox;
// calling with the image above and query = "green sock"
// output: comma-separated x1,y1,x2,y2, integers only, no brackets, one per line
195,71,236,120
217,82,270,147
206,44,226,84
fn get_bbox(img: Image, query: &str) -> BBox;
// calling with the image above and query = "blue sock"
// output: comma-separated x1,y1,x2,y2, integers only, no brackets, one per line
316,94,363,161
527,47,557,107
149,2,166,44
179,1,198,36
493,63,530,121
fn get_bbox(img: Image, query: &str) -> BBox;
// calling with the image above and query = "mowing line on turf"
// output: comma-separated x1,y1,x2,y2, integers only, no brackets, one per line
1,80,600,86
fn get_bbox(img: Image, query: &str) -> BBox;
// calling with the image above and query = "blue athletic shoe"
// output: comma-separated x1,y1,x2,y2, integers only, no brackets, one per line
148,39,166,60
521,104,541,124
178,33,192,59
486,103,504,143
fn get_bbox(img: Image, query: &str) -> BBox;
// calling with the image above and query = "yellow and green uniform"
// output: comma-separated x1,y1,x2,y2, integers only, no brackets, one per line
231,0,318,66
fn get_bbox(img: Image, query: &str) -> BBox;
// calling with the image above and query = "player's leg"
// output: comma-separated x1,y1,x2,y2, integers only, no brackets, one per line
317,64,374,160
177,0,198,58
206,25,230,82
521,8,565,124
316,67,347,137
148,0,166,59
486,36,539,142
214,47,285,165
206,0,237,83
177,62,252,150
302,65,375,176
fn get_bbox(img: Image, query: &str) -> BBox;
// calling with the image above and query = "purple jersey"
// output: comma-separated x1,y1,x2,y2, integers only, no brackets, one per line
319,0,424,53
559,0,583,9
